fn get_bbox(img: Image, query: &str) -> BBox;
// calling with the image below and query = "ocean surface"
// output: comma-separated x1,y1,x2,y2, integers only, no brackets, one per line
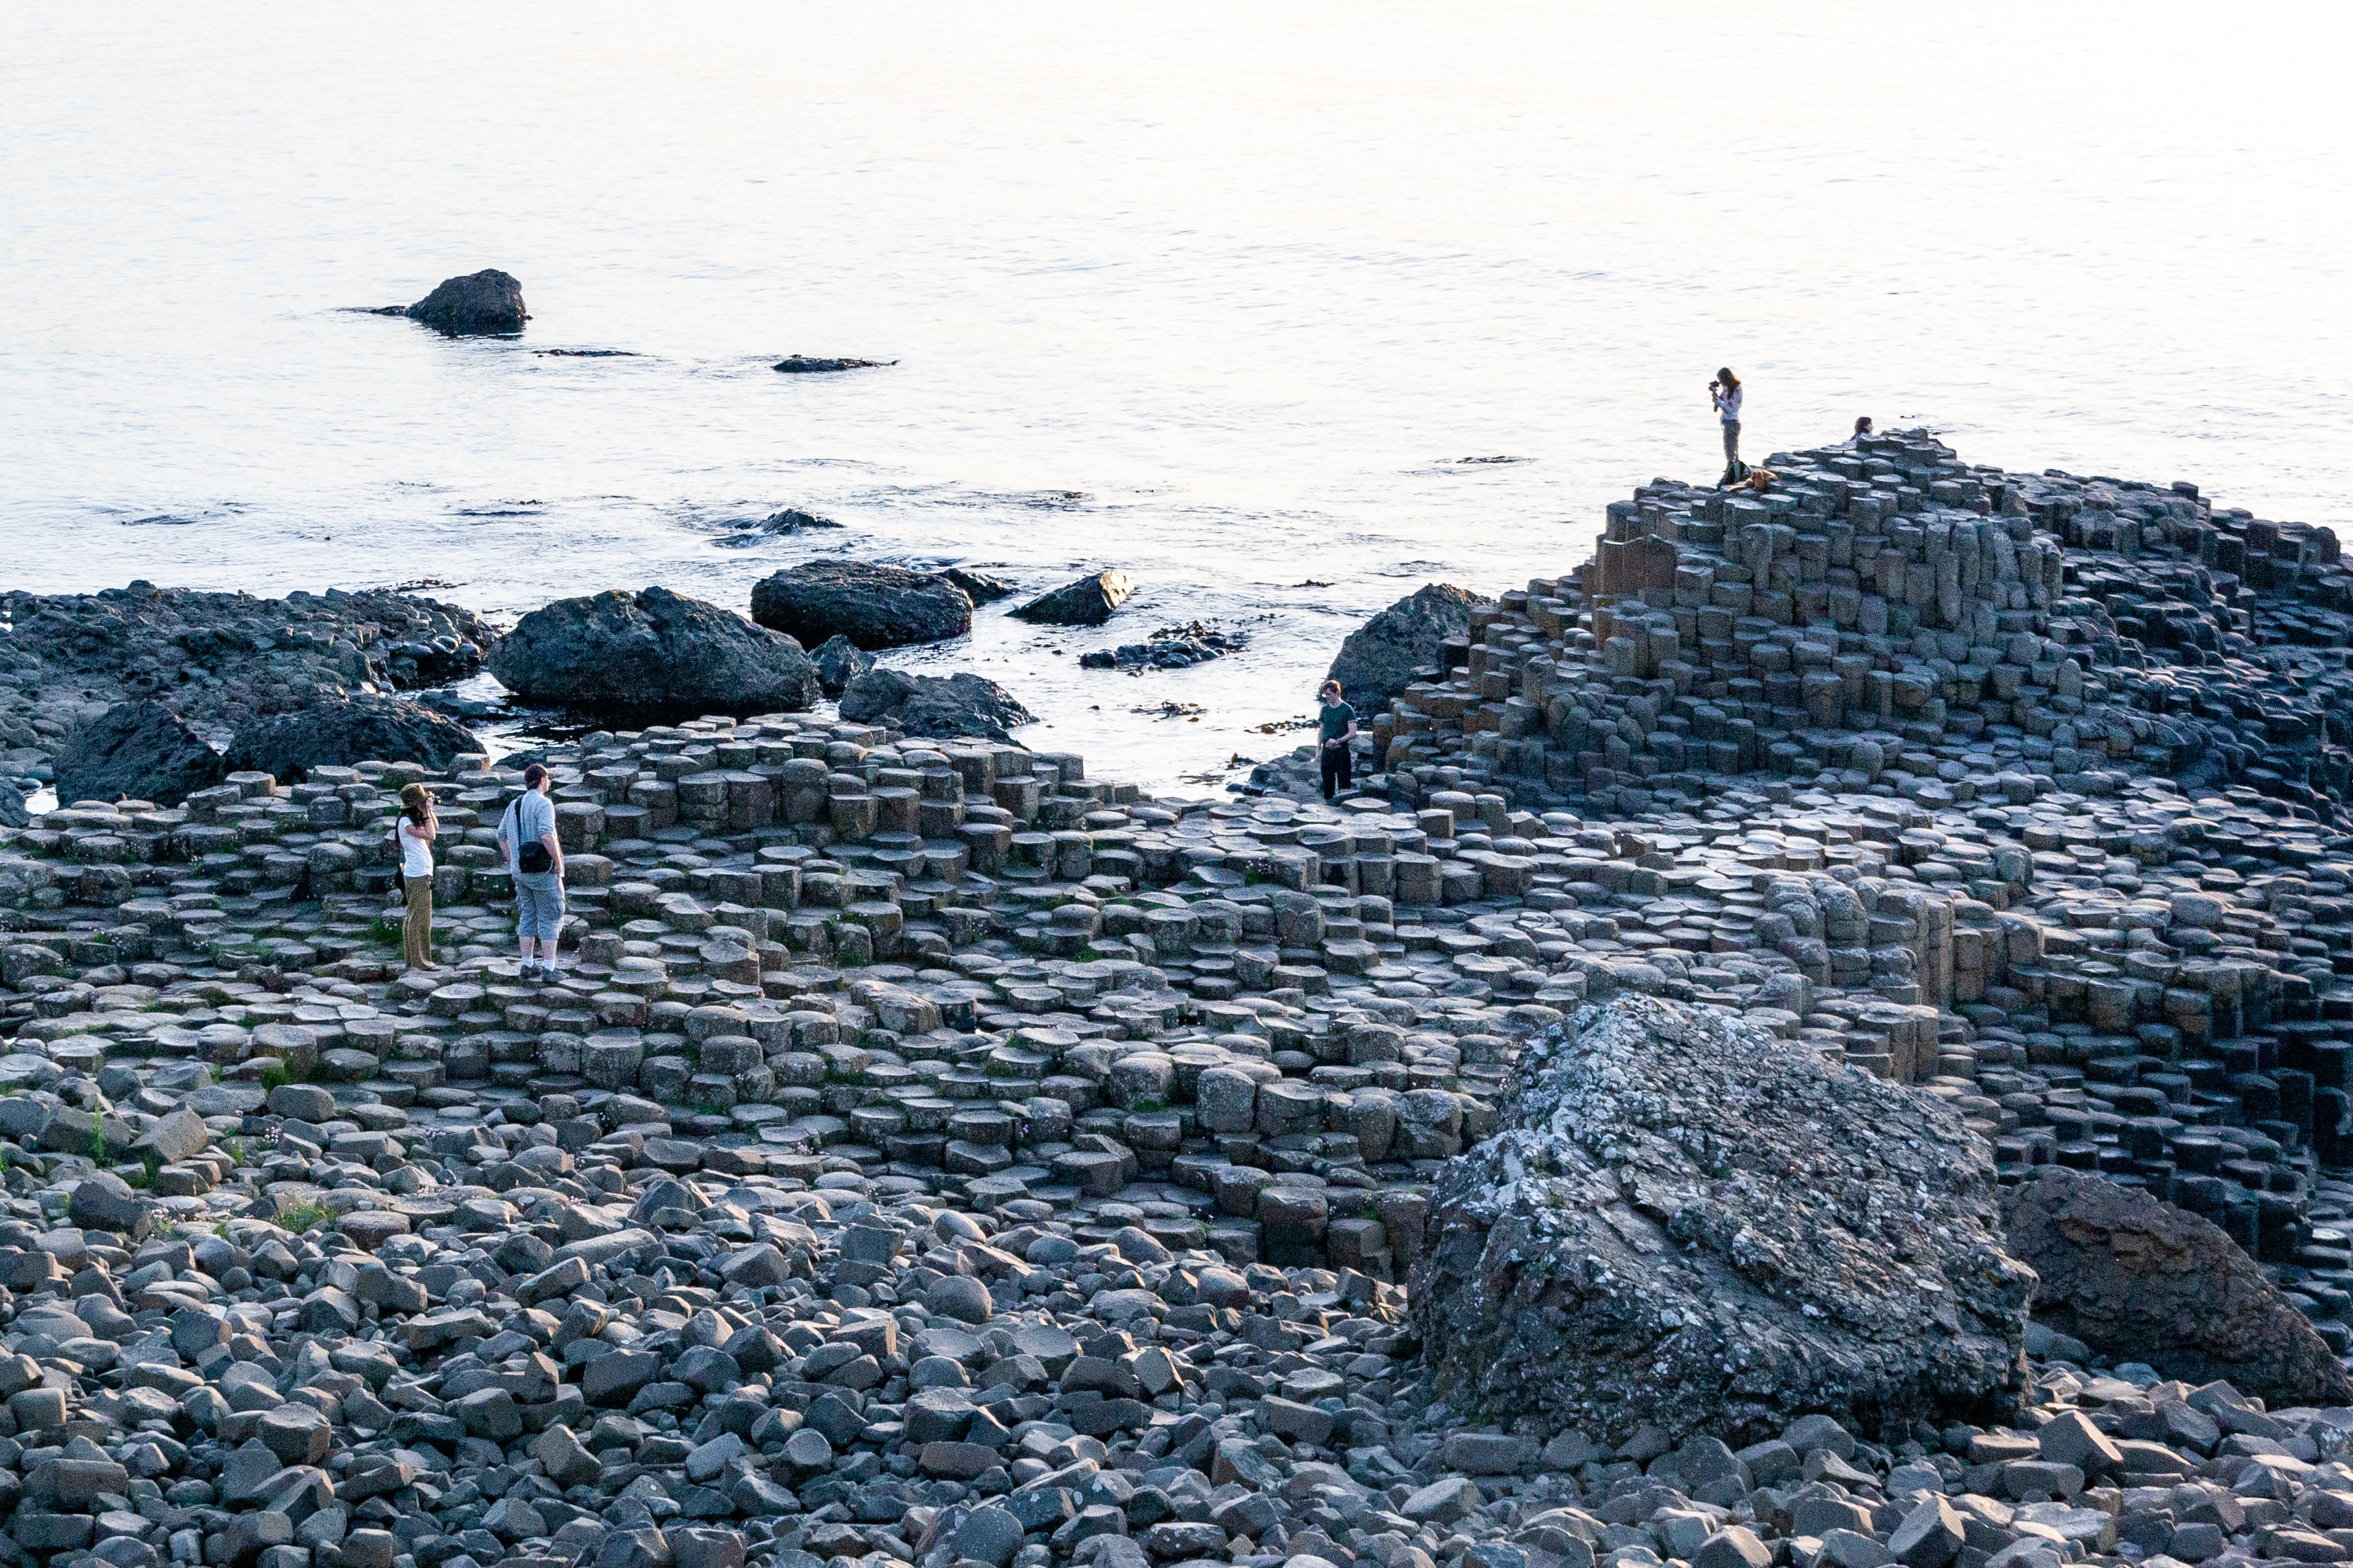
5,2,2349,793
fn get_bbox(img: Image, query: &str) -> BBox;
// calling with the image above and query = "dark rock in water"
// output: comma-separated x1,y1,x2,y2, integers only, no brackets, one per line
491,586,819,716
1078,621,1247,670
773,356,894,373
403,269,527,335
763,509,843,534
53,701,228,806
809,635,875,697
225,695,478,783
943,567,1016,604
750,560,972,651
1013,570,1134,627
1327,582,1490,710
838,669,1032,742
1414,995,2033,1447
2003,1168,2353,1406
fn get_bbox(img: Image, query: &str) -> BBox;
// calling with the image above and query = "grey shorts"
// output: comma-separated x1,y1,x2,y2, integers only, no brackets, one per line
513,872,566,942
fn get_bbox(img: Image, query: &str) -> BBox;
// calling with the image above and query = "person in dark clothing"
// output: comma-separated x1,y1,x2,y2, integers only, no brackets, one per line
1317,679,1357,801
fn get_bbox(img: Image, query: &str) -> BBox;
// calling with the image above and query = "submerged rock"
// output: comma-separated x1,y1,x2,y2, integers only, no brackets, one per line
1013,570,1134,627
773,355,894,373
1079,621,1247,670
943,566,1016,604
762,508,842,534
809,633,875,696
52,700,227,806
491,586,820,716
1414,995,2033,1445
2004,1168,2353,1405
403,269,527,334
1327,582,1490,710
224,694,478,782
837,668,1033,741
749,560,973,650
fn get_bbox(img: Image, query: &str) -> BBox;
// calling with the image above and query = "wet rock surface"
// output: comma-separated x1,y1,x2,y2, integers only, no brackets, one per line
810,636,877,699
1016,573,1135,628
490,587,821,717
4,432,2353,1568
751,563,975,652
2006,1168,2353,1405
1080,624,1249,672
53,701,229,808
403,269,529,335
773,356,894,373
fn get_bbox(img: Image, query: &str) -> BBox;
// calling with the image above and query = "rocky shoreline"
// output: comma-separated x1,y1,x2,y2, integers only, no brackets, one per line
1,432,2351,1568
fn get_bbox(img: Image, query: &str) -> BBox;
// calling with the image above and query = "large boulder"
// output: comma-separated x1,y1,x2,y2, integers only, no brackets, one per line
749,561,973,651
2003,1168,2353,1406
224,695,478,782
490,587,819,717
1012,571,1133,627
0,784,25,830
53,701,228,806
838,670,1033,742
1327,583,1490,711
1413,996,2033,1446
405,269,527,334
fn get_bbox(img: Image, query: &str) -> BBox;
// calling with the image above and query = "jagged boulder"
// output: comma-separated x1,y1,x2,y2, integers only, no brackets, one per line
405,269,527,334
838,670,1033,742
2003,1168,2353,1406
809,636,875,697
1327,582,1490,710
1013,570,1133,627
491,587,819,717
944,568,1016,604
750,560,973,650
53,701,228,806
1413,996,2033,1446
224,696,478,783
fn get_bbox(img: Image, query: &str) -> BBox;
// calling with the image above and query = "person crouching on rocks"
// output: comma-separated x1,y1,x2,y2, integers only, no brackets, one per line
497,762,566,983
1711,366,1745,484
1318,679,1358,802
394,783,441,972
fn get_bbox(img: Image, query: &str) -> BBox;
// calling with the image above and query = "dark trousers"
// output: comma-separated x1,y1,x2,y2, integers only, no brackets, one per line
1320,740,1353,799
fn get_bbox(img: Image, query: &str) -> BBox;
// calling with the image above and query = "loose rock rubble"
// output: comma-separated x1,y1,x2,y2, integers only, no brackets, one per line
3,432,2353,1568
1080,627,1249,672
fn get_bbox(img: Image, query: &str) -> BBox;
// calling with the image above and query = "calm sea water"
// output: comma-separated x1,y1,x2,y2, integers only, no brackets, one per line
5,3,2349,791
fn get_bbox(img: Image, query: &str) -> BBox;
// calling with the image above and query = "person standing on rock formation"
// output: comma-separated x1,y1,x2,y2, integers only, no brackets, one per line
497,762,566,983
1318,679,1358,802
1710,367,1745,484
393,783,440,972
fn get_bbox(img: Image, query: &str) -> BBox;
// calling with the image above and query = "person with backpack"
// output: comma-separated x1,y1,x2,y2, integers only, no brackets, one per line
1710,367,1745,485
393,783,441,972
497,763,566,982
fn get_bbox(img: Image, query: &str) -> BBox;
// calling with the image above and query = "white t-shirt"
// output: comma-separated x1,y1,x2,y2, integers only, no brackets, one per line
1715,385,1743,422
396,816,432,879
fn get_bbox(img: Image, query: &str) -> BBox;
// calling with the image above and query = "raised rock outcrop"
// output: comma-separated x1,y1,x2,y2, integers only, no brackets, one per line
944,567,1016,604
808,634,875,696
1414,995,2033,1445
404,269,527,334
223,694,479,783
773,356,893,373
837,669,1033,741
52,701,226,806
1327,583,1490,710
2004,1168,2353,1404
749,560,973,650
1013,570,1134,627
490,586,819,716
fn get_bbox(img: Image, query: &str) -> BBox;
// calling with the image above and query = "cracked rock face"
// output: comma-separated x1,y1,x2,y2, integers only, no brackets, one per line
1412,995,2033,1446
